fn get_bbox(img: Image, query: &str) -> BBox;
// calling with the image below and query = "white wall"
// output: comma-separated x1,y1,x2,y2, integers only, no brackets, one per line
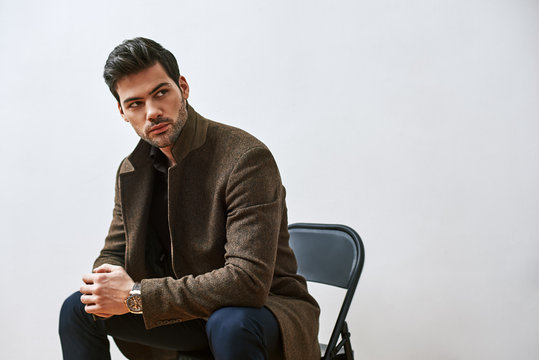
1,1,538,359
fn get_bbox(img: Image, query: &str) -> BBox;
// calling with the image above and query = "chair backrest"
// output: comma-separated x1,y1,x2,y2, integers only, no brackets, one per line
288,223,365,359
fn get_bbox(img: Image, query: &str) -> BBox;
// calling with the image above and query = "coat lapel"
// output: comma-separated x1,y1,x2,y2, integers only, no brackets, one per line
119,140,154,281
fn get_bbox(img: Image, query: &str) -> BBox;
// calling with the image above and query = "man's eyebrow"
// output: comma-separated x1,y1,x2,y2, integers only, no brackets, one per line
122,82,171,106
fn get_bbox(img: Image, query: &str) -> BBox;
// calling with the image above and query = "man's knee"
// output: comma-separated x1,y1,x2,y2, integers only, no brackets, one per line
206,307,262,340
205,306,281,359
59,292,85,334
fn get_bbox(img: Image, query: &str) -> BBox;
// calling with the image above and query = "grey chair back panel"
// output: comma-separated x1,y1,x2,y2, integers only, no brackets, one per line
288,228,358,288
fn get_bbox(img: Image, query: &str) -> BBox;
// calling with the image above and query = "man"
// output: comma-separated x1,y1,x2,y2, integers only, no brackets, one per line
59,37,320,360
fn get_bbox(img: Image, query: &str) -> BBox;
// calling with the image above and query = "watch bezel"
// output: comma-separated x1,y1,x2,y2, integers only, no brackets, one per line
126,289,143,314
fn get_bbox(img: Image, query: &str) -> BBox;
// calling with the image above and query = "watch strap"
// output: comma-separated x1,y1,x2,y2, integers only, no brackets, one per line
131,282,141,293
126,282,143,314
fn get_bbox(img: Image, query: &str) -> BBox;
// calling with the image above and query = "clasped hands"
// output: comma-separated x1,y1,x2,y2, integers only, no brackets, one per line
80,264,135,318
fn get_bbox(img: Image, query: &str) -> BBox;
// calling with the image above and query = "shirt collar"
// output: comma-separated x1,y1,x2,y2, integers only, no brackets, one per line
149,146,168,174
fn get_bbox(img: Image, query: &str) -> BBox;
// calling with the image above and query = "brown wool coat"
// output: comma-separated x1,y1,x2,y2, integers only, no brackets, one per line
94,105,321,360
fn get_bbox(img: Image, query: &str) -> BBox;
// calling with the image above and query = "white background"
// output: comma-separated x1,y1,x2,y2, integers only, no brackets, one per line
1,1,538,359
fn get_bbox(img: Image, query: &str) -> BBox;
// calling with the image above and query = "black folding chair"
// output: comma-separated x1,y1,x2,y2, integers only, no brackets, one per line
288,223,365,360
178,223,364,360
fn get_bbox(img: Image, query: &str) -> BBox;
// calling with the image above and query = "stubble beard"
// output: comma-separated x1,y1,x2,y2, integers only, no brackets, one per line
141,99,188,148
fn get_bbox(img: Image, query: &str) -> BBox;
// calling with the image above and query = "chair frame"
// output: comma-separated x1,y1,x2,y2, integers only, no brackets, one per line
288,223,365,360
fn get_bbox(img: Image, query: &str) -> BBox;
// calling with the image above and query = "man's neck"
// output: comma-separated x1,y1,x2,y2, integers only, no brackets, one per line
160,146,176,167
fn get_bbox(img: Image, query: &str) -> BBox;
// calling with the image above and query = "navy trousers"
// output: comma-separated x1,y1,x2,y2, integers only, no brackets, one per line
59,292,283,360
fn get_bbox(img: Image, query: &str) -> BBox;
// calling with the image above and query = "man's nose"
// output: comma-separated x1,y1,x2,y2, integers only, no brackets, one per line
146,101,163,122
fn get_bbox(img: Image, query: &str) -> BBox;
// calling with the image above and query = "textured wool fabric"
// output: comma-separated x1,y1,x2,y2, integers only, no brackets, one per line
94,105,320,360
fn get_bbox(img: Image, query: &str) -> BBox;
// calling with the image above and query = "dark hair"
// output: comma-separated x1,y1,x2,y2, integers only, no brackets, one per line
103,37,180,102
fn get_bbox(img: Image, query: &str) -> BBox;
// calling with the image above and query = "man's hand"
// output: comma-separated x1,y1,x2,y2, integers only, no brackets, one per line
80,264,135,317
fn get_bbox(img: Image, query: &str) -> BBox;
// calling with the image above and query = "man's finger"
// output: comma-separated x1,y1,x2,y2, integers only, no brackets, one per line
82,273,96,284
93,264,117,273
80,293,96,305
79,284,94,294
84,303,96,314
84,303,106,315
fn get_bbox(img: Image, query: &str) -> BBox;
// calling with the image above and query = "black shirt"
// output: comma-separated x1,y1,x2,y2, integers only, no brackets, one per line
149,146,174,277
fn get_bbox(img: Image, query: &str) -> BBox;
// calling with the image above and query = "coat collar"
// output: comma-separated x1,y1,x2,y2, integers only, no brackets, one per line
119,103,208,174
170,102,208,164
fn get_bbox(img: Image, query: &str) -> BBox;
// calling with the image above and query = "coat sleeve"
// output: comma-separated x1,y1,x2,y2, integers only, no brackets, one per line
140,146,283,329
93,164,126,269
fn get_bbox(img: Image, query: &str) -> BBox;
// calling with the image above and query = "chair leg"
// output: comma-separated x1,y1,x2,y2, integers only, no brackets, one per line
341,322,354,360
329,321,354,360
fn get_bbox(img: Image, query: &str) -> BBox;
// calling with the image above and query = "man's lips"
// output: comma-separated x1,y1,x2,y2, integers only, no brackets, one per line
148,123,170,135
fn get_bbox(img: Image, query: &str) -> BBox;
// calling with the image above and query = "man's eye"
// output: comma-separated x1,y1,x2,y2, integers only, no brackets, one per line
156,89,168,97
128,102,141,109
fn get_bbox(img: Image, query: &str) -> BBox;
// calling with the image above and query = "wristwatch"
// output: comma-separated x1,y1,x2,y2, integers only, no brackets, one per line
125,282,143,314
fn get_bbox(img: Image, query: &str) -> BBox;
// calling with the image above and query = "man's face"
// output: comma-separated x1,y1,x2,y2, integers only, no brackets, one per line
116,63,189,149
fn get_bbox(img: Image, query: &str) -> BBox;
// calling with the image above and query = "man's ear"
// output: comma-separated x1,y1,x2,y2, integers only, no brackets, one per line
179,75,189,100
117,102,129,122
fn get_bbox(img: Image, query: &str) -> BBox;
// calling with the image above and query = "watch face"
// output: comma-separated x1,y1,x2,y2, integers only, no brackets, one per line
127,295,143,313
